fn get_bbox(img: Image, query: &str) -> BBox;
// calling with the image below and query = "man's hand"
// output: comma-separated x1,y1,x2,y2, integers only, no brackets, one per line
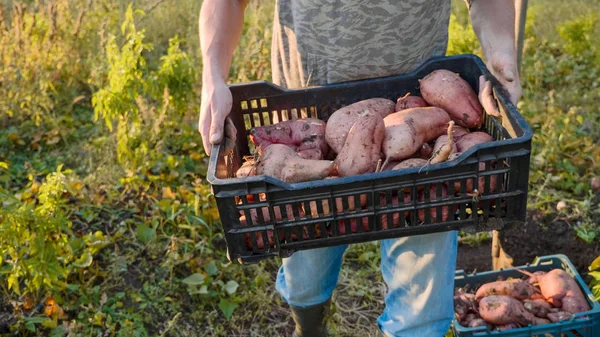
199,78,236,156
198,0,246,155
479,50,522,117
469,0,522,116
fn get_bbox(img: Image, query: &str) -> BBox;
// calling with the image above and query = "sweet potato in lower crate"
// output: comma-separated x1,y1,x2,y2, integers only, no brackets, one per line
454,260,595,335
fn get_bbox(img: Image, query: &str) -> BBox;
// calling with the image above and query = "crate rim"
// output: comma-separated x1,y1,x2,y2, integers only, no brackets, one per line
207,54,533,191
452,254,600,336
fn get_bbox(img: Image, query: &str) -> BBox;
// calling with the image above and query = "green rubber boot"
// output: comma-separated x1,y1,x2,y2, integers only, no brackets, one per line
290,298,331,337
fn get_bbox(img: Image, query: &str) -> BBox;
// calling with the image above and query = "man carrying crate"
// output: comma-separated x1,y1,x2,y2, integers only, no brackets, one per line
198,1,521,336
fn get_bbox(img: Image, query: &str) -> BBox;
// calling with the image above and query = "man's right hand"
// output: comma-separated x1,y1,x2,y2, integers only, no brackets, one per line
198,0,247,156
199,78,236,156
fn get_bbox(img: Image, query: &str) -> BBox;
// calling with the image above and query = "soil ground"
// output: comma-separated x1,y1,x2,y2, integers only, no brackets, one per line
456,211,600,280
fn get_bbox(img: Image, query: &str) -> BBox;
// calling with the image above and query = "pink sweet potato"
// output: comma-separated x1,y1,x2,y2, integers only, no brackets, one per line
517,269,591,314
381,107,452,167
331,216,371,235
379,192,412,229
468,319,492,329
451,125,470,140
547,311,573,323
381,160,402,171
456,132,494,153
454,292,478,321
461,313,478,327
418,142,433,159
479,296,541,326
475,279,539,301
523,299,552,318
527,271,548,285
334,109,385,176
236,159,257,178
417,184,450,222
250,118,328,158
392,158,428,170
453,161,499,195
419,69,483,128
256,144,334,183
297,148,323,160
495,323,519,330
325,98,395,154
395,93,428,111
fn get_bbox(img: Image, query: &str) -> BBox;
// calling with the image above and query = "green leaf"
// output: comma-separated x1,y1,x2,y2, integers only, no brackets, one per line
25,321,36,332
224,280,239,295
8,273,20,295
69,238,85,252
136,223,155,244
588,271,600,280
181,273,205,285
198,285,208,294
590,256,600,271
218,298,238,320
41,318,58,329
205,261,218,276
358,251,376,262
72,251,93,268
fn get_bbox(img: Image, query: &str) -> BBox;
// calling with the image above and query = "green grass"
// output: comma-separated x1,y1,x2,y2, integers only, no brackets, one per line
0,0,599,336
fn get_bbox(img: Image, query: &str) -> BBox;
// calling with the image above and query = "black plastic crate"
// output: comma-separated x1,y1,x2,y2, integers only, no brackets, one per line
452,254,600,337
207,54,533,264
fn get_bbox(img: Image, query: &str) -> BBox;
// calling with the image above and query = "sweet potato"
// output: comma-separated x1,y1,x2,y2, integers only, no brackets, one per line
523,299,552,318
451,125,470,140
461,313,478,327
527,271,548,285
236,159,257,178
547,311,573,323
453,161,498,195
334,109,385,176
517,269,591,314
495,323,519,330
256,144,334,183
419,69,483,128
454,292,478,321
249,118,329,159
336,217,370,235
429,121,456,164
380,192,412,229
479,296,539,326
418,142,433,159
395,93,428,111
325,98,395,154
418,184,450,222
468,319,492,329
456,132,494,153
392,158,428,170
297,148,323,160
381,107,452,168
475,279,539,301
242,203,330,249
381,160,401,171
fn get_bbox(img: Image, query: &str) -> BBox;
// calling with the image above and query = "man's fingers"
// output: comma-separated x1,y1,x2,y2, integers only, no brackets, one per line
209,100,232,145
225,117,237,143
478,75,501,118
222,117,237,156
199,106,213,156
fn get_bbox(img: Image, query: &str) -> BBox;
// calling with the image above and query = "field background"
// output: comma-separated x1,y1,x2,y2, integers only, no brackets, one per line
0,0,599,336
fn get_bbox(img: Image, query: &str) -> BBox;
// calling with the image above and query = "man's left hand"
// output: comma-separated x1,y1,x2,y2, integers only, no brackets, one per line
479,50,522,117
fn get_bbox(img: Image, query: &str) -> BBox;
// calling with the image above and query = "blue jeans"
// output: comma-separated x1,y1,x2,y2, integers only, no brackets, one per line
276,231,458,337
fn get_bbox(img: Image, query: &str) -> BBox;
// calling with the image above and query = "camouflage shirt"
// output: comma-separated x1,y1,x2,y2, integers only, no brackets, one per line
271,0,452,89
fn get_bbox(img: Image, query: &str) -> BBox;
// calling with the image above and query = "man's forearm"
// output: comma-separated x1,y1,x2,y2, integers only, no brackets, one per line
468,0,516,59
199,0,247,83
